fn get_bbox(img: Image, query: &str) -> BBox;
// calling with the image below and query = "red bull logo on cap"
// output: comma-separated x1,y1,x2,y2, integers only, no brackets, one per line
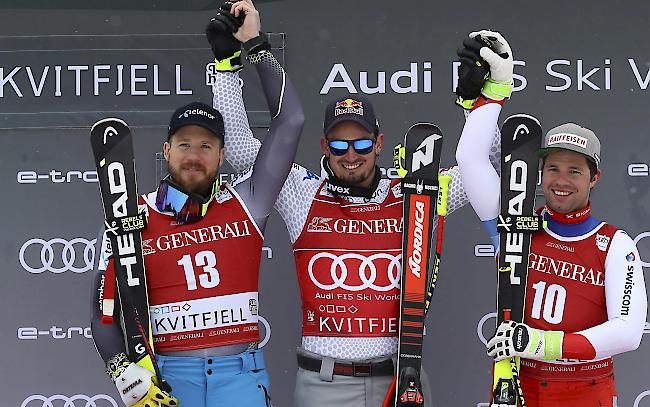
334,98,364,116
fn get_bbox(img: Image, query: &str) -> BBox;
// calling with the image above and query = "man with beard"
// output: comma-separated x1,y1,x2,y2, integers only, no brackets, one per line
455,30,646,407
209,3,503,405
90,4,304,406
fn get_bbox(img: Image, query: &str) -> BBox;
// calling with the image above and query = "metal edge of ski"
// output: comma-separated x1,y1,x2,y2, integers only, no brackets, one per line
392,123,443,407
90,118,169,391
491,114,543,407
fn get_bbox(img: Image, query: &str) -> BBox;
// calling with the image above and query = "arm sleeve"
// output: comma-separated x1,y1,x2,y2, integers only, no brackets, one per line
233,51,305,225
455,103,502,222
212,71,261,172
90,227,126,364
562,231,648,360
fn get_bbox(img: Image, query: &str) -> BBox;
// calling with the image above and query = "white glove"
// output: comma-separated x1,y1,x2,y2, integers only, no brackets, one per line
487,321,563,362
469,30,513,83
107,353,178,407
469,30,514,101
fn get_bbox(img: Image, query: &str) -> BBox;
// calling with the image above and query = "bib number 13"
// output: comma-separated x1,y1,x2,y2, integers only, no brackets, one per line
178,250,220,290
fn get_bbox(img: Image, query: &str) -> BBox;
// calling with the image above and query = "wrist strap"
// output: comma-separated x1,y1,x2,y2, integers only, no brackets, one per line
543,331,564,360
106,352,130,381
481,79,514,101
214,51,243,72
456,96,478,110
243,32,271,54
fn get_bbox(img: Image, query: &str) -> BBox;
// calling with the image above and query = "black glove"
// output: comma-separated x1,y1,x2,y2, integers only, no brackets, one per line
455,36,490,102
206,1,245,62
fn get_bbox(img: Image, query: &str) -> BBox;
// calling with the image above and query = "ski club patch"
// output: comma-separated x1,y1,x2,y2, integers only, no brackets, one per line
626,252,636,262
392,183,403,199
216,188,234,204
307,216,332,233
595,234,611,251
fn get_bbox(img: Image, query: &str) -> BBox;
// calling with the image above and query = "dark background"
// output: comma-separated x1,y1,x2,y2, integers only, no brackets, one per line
1,1,649,406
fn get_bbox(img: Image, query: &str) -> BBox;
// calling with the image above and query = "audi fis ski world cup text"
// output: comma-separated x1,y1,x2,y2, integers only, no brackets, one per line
319,58,650,95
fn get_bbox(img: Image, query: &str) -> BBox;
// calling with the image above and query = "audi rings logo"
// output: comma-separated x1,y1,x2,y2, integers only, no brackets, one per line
21,394,117,407
19,238,96,274
258,315,272,348
477,312,497,346
635,391,650,407
308,252,401,292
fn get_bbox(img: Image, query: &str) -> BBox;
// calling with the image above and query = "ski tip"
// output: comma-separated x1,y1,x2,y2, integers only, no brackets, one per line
90,117,128,132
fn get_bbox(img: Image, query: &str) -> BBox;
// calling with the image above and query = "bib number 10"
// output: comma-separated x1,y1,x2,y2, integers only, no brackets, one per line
530,281,566,324
178,250,220,290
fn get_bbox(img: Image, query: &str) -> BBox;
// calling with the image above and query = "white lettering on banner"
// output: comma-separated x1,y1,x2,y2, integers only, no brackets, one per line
17,170,98,184
17,326,92,340
21,394,118,407
319,316,398,334
150,292,258,335
0,64,192,98
474,244,495,257
19,237,96,274
453,60,528,93
529,253,605,286
546,59,612,91
155,220,252,251
320,60,528,95
308,252,401,291
628,58,650,89
320,62,433,94
628,163,649,177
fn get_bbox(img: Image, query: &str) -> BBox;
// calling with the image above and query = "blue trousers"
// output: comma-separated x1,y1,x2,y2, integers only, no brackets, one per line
157,349,272,407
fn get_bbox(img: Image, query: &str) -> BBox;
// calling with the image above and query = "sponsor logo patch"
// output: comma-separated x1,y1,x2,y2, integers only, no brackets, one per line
595,234,610,251
307,217,333,232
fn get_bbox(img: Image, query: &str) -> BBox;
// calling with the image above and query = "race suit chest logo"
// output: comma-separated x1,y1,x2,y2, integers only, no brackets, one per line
306,216,402,235
308,252,401,292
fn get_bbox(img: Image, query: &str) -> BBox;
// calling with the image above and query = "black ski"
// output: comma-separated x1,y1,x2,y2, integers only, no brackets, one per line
491,114,543,406
387,123,443,407
90,118,167,389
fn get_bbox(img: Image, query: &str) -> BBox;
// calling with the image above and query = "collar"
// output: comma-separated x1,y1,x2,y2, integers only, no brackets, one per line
541,203,602,238
321,156,381,200
543,202,591,224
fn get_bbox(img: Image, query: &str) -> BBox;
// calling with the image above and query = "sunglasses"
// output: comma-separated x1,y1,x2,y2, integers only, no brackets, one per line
327,139,375,156
155,176,217,224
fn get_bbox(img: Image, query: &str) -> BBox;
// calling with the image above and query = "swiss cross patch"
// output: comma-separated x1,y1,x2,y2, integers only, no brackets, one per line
595,233,610,251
